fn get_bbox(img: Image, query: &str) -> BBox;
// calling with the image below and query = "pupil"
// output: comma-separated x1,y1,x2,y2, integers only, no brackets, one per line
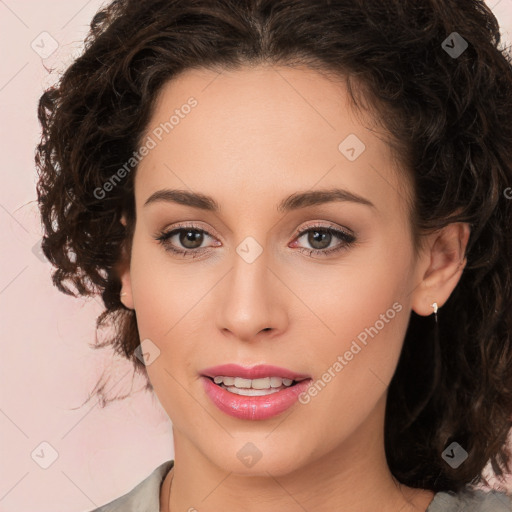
309,230,330,249
180,230,203,249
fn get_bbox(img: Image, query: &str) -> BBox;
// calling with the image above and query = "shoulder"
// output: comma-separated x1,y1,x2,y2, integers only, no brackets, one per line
427,487,512,511
86,459,174,512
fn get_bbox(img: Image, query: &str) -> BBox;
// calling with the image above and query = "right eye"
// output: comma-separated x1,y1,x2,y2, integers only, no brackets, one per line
155,223,220,257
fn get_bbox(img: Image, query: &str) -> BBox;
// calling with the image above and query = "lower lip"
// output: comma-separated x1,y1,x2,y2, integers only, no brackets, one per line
201,376,312,420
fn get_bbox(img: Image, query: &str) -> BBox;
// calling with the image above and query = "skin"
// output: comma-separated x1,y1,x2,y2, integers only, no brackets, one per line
117,64,470,512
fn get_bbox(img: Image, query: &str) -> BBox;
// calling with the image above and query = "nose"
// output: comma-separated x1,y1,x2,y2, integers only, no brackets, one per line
215,249,288,342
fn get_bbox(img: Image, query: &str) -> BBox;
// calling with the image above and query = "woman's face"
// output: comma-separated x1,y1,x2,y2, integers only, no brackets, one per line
119,64,433,475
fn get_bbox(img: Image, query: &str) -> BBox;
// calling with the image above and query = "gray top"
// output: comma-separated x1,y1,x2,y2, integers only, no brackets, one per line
87,459,512,511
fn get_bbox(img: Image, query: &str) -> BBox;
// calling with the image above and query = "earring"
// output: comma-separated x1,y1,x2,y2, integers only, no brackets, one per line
404,300,441,428
431,302,438,323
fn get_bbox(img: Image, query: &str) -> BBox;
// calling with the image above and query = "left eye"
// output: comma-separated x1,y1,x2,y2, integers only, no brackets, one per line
292,226,357,256
155,224,356,258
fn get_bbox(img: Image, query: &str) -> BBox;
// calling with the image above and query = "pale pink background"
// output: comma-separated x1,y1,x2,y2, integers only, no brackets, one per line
0,1,511,511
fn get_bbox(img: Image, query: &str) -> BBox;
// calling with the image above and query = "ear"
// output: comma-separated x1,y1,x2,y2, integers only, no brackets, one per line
117,215,135,310
411,222,471,316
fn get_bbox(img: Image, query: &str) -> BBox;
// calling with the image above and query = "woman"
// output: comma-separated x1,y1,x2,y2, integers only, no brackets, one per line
35,0,512,510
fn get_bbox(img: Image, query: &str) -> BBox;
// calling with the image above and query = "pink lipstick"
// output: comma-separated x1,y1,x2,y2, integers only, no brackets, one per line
200,364,312,420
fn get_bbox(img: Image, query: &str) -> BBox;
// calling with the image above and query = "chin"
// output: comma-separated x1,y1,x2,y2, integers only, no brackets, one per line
204,437,309,477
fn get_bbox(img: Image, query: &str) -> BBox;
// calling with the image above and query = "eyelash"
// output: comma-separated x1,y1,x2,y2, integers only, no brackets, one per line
154,222,357,258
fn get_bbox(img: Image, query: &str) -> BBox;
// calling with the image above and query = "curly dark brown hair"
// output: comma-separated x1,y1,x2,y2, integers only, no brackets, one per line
35,0,512,495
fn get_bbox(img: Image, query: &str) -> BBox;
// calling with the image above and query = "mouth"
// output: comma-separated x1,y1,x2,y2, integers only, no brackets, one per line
199,363,312,399
200,368,313,420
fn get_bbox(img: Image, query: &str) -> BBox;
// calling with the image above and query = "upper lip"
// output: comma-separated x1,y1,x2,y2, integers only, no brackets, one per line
200,364,311,381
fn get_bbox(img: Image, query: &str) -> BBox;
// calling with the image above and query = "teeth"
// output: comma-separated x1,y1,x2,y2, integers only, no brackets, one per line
234,377,251,388
212,375,294,389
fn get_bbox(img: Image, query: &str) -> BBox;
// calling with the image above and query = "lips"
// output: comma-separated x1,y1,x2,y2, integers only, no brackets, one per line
199,364,313,420
200,363,311,381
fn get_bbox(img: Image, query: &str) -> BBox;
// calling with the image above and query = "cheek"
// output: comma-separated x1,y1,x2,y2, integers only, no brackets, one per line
294,236,413,410
297,233,412,351
129,232,204,340
127,237,211,415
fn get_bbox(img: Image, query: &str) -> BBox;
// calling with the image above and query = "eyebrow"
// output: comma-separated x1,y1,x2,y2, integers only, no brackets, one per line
143,188,376,212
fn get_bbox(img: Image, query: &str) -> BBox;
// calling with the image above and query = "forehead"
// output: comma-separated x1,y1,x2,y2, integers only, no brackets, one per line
134,65,409,220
